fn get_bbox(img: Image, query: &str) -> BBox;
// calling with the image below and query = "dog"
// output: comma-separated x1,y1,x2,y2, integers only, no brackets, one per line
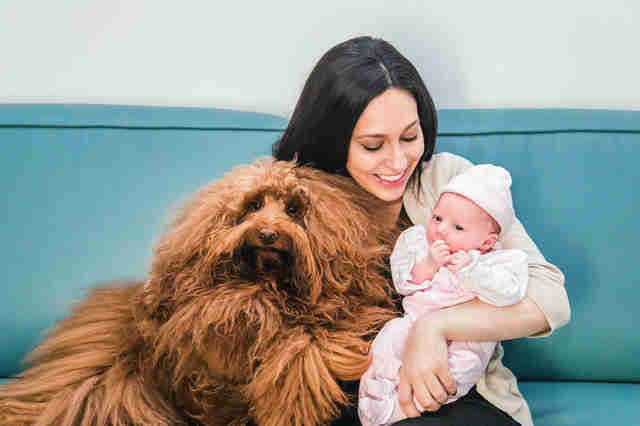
0,159,400,426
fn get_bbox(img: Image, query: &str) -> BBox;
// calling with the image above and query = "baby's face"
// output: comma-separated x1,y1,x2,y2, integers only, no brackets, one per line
426,192,497,253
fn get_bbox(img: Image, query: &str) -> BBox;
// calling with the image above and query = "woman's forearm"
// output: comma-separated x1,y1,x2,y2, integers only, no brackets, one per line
421,296,549,342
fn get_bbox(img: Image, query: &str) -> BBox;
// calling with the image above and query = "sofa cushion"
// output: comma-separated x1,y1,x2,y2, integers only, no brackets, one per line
520,381,640,425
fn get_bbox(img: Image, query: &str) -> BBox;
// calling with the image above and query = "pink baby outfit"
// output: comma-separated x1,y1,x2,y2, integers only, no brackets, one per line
358,225,528,426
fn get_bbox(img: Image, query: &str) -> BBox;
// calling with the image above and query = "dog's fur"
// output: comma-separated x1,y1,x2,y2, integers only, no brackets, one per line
0,159,400,426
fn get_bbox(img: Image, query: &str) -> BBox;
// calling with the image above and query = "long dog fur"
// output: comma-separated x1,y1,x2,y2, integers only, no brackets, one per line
0,159,400,425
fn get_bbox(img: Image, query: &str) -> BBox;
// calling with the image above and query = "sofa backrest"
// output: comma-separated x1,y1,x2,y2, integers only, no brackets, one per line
0,104,285,378
2,105,639,385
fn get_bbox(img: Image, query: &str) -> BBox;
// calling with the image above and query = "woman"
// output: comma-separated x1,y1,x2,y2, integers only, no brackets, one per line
273,36,570,426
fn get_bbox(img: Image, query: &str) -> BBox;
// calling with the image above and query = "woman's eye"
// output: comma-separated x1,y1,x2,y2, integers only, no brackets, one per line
455,225,464,231
433,215,442,222
362,144,382,151
401,135,418,142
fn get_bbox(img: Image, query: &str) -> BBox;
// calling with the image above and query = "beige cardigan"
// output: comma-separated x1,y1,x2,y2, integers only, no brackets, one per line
402,152,571,426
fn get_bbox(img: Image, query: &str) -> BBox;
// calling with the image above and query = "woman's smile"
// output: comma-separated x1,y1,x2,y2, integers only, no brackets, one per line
375,168,409,185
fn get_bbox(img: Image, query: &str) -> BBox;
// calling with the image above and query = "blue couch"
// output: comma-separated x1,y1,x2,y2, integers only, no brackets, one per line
2,104,639,425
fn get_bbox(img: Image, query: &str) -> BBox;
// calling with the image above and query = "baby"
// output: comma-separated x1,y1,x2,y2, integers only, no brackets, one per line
358,164,529,426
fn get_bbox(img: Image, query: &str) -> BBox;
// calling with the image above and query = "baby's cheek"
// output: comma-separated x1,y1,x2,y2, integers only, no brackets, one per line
425,230,436,245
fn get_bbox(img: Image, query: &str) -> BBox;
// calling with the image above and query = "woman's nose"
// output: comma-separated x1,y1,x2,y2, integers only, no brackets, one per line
386,143,408,171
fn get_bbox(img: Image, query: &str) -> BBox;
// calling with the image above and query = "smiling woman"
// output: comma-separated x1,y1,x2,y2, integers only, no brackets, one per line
272,36,570,426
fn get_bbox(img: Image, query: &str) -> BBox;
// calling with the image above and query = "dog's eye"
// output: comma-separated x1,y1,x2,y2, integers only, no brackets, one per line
286,203,302,217
247,199,263,212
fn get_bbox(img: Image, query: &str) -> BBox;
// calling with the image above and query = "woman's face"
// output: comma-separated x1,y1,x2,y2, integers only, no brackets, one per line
347,88,424,205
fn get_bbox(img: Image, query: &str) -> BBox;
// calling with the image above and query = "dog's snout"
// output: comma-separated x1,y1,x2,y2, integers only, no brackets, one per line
259,229,278,245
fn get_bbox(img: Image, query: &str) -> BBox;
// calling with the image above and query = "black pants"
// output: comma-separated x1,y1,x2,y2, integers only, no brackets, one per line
331,385,520,426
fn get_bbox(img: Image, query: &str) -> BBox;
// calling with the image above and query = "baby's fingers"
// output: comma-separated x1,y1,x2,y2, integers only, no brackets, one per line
432,244,450,259
432,240,448,251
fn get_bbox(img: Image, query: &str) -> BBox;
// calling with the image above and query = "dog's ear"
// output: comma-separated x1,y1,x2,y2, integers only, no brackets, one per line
142,202,221,320
293,168,395,303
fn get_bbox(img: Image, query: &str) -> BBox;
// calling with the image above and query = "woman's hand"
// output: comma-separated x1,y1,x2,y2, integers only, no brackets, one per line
397,314,457,416
396,296,551,417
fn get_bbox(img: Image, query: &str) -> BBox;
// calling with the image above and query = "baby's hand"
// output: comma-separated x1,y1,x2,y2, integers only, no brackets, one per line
410,240,449,283
428,240,451,268
446,251,472,274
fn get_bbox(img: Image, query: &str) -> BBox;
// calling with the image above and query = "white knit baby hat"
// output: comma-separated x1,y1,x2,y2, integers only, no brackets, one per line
441,164,515,236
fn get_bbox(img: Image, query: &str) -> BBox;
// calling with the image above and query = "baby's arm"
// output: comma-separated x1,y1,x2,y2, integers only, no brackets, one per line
456,249,529,306
390,225,433,295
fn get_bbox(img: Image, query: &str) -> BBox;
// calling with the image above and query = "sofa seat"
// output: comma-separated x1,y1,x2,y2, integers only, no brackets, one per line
520,381,640,425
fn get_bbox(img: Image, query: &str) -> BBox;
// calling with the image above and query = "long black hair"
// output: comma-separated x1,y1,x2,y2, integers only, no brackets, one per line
272,36,437,196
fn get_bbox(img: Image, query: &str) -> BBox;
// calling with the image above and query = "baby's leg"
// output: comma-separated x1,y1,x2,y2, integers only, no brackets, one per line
358,317,411,426
446,341,497,403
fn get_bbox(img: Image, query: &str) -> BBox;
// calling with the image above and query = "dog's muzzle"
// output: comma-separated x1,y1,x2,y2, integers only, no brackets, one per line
240,226,294,276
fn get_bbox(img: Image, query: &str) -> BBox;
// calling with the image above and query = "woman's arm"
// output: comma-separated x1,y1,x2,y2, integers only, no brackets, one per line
501,218,570,336
397,296,547,416
426,296,548,343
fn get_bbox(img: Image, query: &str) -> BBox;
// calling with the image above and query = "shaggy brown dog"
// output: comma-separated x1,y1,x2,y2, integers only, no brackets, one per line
0,159,400,426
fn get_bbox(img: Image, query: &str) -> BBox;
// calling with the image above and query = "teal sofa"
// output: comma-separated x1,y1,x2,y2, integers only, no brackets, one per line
2,104,639,425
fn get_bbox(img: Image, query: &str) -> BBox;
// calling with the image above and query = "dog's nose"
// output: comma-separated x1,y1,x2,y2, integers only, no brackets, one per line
259,229,278,245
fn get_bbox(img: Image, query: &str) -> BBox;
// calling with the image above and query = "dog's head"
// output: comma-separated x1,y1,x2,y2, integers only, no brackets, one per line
230,172,310,285
143,158,397,321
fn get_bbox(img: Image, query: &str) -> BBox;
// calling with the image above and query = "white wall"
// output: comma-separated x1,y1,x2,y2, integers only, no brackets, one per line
2,0,638,116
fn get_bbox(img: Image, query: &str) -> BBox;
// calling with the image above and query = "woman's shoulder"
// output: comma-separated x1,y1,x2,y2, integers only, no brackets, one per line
424,152,474,177
419,152,474,194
